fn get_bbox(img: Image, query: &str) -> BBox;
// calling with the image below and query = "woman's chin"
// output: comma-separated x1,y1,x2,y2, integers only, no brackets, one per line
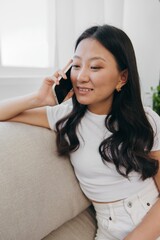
76,97,90,105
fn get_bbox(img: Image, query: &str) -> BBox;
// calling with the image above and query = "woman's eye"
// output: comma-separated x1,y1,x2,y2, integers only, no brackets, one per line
72,64,80,69
91,66,101,70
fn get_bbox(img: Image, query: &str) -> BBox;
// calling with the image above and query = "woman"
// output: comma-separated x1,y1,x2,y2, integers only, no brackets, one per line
0,25,160,240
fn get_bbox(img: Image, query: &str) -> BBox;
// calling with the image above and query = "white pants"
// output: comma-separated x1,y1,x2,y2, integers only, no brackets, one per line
93,181,160,240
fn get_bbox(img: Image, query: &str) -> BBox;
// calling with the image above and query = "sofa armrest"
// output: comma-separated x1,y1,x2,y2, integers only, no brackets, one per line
0,122,90,240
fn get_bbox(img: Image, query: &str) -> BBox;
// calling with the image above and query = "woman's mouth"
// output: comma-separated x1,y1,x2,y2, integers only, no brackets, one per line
77,87,93,93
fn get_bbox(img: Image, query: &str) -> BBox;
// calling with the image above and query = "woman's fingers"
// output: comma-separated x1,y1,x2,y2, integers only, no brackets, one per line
63,89,74,102
46,70,66,85
43,77,55,86
62,59,73,72
45,59,73,85
54,59,73,84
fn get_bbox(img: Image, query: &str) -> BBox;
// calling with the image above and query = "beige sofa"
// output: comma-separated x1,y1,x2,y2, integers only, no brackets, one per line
0,122,96,240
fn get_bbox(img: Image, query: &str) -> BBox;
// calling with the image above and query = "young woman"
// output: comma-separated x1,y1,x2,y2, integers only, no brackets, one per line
0,25,160,240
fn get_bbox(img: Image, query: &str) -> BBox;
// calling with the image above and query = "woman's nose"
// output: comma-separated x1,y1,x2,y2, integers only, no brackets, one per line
77,68,90,83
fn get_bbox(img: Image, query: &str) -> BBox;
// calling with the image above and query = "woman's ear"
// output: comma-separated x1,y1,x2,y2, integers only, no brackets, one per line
120,69,128,86
116,69,128,92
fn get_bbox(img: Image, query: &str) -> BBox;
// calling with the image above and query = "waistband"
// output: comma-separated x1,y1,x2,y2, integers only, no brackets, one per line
93,180,159,210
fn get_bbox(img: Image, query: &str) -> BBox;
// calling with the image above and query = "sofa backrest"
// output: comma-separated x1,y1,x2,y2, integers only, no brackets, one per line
0,122,90,240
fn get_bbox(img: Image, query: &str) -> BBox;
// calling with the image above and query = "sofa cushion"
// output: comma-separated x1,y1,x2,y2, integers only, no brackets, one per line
0,122,90,240
42,206,97,240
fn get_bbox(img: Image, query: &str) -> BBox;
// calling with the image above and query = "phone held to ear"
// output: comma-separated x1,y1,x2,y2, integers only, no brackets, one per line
53,62,73,104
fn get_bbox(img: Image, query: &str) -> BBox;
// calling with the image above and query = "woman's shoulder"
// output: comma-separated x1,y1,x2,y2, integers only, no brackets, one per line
144,106,160,121
144,106,160,132
144,107,160,151
46,99,73,130
47,99,73,114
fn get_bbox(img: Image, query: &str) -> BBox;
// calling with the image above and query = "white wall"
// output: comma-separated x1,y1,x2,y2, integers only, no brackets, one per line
0,78,41,99
104,0,124,29
56,0,125,68
0,0,160,104
56,0,106,68
123,0,160,104
74,0,105,37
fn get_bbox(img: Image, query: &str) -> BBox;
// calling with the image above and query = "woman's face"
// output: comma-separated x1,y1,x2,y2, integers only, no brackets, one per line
71,38,126,115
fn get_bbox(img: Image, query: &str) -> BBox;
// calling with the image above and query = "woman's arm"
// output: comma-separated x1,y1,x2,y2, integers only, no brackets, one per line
0,62,73,128
0,78,56,128
124,150,160,240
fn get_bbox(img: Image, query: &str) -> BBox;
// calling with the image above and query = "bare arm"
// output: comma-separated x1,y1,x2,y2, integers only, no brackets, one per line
0,60,73,128
124,150,160,240
8,107,50,128
0,78,56,128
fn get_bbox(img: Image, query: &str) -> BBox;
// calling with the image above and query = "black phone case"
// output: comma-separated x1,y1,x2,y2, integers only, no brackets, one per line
54,67,72,103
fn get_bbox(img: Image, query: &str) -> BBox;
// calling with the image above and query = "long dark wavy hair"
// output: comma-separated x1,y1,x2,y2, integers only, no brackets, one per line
56,24,158,179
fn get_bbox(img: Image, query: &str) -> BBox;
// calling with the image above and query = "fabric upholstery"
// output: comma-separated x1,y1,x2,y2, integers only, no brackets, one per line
43,206,96,240
0,122,92,240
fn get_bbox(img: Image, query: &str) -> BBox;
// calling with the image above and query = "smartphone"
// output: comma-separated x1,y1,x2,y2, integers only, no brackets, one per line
53,63,73,104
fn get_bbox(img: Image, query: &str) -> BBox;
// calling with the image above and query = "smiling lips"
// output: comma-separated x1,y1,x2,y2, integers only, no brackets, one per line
77,87,93,92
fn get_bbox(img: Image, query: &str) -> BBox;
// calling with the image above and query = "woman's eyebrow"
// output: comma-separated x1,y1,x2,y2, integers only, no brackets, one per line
73,55,106,62
89,57,106,62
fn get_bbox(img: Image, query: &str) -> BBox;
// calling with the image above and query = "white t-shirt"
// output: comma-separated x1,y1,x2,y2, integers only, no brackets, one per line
46,104,160,202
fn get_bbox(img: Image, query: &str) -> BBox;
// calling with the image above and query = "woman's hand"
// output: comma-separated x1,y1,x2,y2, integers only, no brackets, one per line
35,60,73,107
0,60,73,123
35,76,57,107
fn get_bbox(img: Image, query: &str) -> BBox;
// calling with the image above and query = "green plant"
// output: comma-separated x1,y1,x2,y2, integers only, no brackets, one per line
151,85,160,115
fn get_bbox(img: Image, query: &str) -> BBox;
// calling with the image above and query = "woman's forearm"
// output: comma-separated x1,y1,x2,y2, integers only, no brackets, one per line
0,76,59,122
0,93,41,121
0,63,74,122
124,198,160,240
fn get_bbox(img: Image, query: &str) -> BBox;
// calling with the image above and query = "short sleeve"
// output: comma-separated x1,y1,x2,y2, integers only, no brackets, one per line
145,107,160,151
46,103,72,130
